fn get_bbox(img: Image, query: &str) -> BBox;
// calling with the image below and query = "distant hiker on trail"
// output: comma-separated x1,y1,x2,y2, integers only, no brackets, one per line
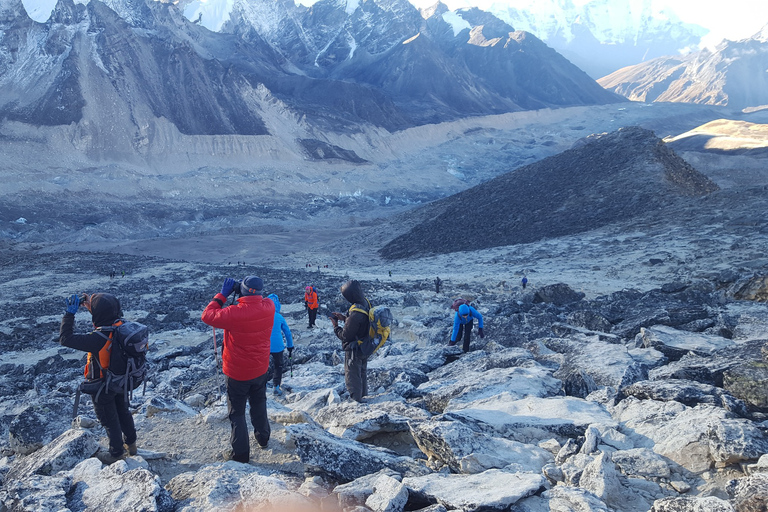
266,294,294,396
389,270,392,277
522,276,528,289
435,276,442,294
304,285,319,328
449,302,484,353
59,293,138,464
201,276,274,462
330,280,371,403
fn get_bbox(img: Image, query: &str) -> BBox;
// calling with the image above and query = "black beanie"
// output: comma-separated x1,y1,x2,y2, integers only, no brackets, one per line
240,276,264,296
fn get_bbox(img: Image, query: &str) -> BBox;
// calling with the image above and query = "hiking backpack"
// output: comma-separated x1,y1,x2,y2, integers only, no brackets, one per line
349,303,394,357
92,320,149,400
451,298,471,311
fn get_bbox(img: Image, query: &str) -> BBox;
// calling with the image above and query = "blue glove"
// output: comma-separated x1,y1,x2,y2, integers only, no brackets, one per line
65,294,80,314
288,347,294,357
221,278,236,297
478,328,485,338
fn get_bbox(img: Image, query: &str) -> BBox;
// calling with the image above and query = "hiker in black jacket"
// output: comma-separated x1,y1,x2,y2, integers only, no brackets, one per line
59,293,137,464
330,280,370,402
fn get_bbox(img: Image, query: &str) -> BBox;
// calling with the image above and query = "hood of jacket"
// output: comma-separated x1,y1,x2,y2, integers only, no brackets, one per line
267,293,281,313
340,280,366,305
90,293,122,327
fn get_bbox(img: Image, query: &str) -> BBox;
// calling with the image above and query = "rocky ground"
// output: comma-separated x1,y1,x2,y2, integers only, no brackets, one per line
1,233,768,511
2,104,768,511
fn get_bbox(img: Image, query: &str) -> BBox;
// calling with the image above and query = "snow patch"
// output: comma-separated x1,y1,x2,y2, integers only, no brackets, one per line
184,0,235,33
442,10,470,37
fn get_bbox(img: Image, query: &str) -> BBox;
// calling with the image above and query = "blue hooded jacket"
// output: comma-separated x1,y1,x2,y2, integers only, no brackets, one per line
451,304,483,342
267,294,294,353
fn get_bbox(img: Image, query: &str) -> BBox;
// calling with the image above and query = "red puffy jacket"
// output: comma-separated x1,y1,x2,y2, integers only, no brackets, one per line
201,294,275,381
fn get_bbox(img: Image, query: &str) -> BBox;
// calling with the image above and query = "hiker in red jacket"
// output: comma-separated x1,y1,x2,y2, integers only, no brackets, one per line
201,276,274,462
304,285,319,328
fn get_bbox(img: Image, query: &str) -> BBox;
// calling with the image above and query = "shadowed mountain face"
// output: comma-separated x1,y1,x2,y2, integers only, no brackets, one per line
598,30,768,111
380,126,719,259
0,0,621,138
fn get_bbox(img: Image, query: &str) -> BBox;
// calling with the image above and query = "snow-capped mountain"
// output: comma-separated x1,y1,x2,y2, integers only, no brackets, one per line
0,0,620,158
485,0,708,79
598,27,768,111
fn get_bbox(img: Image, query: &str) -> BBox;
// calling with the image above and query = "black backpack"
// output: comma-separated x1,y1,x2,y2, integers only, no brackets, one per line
93,320,149,400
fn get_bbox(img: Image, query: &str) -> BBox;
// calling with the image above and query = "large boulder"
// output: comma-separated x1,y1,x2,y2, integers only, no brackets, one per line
167,461,312,512
6,428,98,482
0,474,72,511
650,496,734,511
620,379,749,416
403,469,546,512
613,398,768,472
444,396,616,444
723,360,768,409
8,398,73,455
408,420,552,474
730,472,768,512
636,326,735,360
418,352,560,413
312,400,429,441
69,457,175,512
287,423,431,483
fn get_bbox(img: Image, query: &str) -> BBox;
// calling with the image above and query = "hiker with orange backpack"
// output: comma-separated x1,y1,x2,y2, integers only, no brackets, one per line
59,293,138,464
304,285,319,328
201,276,274,462
449,300,484,353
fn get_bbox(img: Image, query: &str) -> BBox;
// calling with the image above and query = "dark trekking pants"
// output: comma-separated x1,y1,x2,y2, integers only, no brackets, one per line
307,307,317,327
344,349,368,402
458,319,474,353
270,351,284,387
93,391,137,457
226,373,270,462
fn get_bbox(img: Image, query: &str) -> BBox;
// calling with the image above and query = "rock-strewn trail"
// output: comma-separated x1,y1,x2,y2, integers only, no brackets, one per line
1,248,768,511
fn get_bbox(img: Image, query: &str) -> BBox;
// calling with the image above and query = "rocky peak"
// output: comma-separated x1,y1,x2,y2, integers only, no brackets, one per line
0,0,28,24
380,127,719,259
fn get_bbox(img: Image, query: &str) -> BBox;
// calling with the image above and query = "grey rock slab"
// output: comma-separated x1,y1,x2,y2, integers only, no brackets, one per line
612,448,671,479
650,496,735,512
332,468,401,509
637,326,735,359
72,457,174,512
409,419,552,474
365,473,409,512
0,474,71,512
540,337,650,391
444,396,616,444
287,422,430,483
731,472,768,512
7,427,98,481
167,461,311,512
403,469,547,512
613,398,768,472
7,398,73,455
419,365,561,414
541,485,611,512
621,379,749,416
313,400,429,441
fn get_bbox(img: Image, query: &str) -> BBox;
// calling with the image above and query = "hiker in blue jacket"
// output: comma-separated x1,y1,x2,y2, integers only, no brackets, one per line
267,294,294,396
449,303,484,352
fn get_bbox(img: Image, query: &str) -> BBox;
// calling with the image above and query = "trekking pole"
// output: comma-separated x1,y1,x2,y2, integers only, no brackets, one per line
212,327,223,399
290,352,293,378
72,387,81,419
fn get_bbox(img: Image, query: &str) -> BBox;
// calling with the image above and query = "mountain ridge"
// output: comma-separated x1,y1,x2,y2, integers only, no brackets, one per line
379,126,719,259
599,29,768,111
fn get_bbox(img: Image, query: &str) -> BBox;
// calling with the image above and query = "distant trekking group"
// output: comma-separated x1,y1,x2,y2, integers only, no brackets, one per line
60,270,502,465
